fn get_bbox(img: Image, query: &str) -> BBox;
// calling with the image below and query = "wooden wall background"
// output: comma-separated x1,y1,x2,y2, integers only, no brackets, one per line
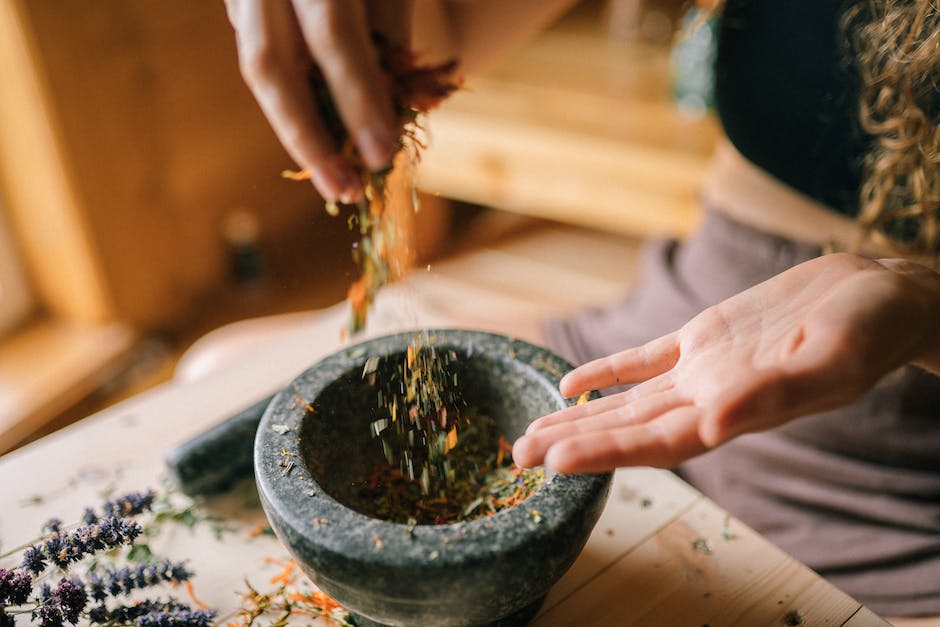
14,0,347,331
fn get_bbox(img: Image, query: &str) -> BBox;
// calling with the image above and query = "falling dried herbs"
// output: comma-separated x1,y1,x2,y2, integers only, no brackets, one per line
353,410,545,525
365,337,464,496
282,35,461,336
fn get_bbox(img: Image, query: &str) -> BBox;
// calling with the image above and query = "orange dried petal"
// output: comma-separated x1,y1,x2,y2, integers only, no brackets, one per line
281,168,312,181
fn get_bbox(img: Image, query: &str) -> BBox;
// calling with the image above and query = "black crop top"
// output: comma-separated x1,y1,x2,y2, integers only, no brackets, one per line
715,0,867,215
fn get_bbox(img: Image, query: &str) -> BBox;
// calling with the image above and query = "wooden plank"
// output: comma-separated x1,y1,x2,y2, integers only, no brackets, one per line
532,497,864,627
0,0,112,322
418,110,705,237
0,318,134,453
416,17,719,238
478,225,642,287
14,0,335,330
841,606,893,627
538,467,700,614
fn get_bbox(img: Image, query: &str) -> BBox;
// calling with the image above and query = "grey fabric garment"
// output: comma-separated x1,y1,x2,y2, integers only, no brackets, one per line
544,209,940,617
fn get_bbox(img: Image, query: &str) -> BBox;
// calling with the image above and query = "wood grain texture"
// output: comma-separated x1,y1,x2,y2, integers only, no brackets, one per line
0,318,133,453
417,16,720,238
0,0,112,323
533,497,865,627
14,0,333,330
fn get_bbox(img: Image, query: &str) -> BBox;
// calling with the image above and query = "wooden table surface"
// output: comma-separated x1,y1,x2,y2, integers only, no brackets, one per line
0,224,888,626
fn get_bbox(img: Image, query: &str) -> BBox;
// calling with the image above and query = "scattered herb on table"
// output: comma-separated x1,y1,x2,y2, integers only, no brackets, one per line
225,558,352,627
720,514,736,541
692,537,714,555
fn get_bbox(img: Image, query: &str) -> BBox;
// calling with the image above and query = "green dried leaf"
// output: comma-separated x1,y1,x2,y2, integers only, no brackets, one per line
126,543,153,562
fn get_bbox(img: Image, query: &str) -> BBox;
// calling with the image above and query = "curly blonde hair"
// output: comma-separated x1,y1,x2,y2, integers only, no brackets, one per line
845,0,940,256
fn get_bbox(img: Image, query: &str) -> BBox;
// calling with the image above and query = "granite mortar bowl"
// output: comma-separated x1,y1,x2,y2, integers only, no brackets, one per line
254,329,612,627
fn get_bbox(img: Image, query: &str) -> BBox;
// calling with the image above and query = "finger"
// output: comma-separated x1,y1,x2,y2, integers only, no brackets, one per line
526,392,633,435
293,0,399,171
230,0,363,202
365,0,413,47
559,332,680,397
526,375,675,434
543,406,706,474
514,390,689,468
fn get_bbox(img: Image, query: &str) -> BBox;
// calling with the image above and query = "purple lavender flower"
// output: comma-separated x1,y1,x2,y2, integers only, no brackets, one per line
0,568,32,604
137,609,216,627
84,573,107,602
102,489,156,518
90,560,192,599
32,579,87,627
43,534,70,569
106,566,133,597
39,582,53,603
28,518,142,573
81,508,98,525
51,579,87,624
20,545,46,574
36,603,63,627
71,517,141,560
42,518,63,534
87,599,192,624
136,561,192,588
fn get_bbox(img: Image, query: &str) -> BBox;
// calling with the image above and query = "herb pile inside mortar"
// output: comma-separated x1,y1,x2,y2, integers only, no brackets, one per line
356,338,546,525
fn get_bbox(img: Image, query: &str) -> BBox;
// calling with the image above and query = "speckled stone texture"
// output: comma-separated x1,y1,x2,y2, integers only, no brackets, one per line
255,329,612,627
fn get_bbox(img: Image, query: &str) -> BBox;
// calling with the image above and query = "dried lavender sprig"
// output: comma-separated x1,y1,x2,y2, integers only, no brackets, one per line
1,490,156,561
86,599,205,624
85,489,157,524
22,517,142,574
137,608,216,627
85,560,192,602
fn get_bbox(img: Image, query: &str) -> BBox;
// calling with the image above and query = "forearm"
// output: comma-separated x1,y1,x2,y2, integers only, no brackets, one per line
412,0,579,75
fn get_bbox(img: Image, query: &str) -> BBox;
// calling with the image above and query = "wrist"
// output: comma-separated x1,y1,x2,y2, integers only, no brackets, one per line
882,259,940,375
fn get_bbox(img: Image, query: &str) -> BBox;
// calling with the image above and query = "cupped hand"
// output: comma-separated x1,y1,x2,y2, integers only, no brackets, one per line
513,253,940,474
224,0,405,202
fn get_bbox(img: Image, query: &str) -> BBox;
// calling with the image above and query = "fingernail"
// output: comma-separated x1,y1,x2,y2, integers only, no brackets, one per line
543,447,561,473
316,160,362,203
355,125,396,171
510,435,533,467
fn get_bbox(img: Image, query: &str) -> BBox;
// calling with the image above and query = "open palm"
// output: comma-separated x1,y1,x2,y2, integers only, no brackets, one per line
513,253,940,473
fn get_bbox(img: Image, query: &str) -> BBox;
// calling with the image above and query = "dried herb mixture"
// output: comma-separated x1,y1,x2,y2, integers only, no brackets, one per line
282,35,461,336
355,409,545,525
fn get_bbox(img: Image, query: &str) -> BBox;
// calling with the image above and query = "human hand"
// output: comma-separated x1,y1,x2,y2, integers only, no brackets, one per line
513,253,940,473
224,0,406,202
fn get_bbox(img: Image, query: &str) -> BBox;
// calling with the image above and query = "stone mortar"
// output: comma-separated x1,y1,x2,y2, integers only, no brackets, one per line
255,329,612,627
